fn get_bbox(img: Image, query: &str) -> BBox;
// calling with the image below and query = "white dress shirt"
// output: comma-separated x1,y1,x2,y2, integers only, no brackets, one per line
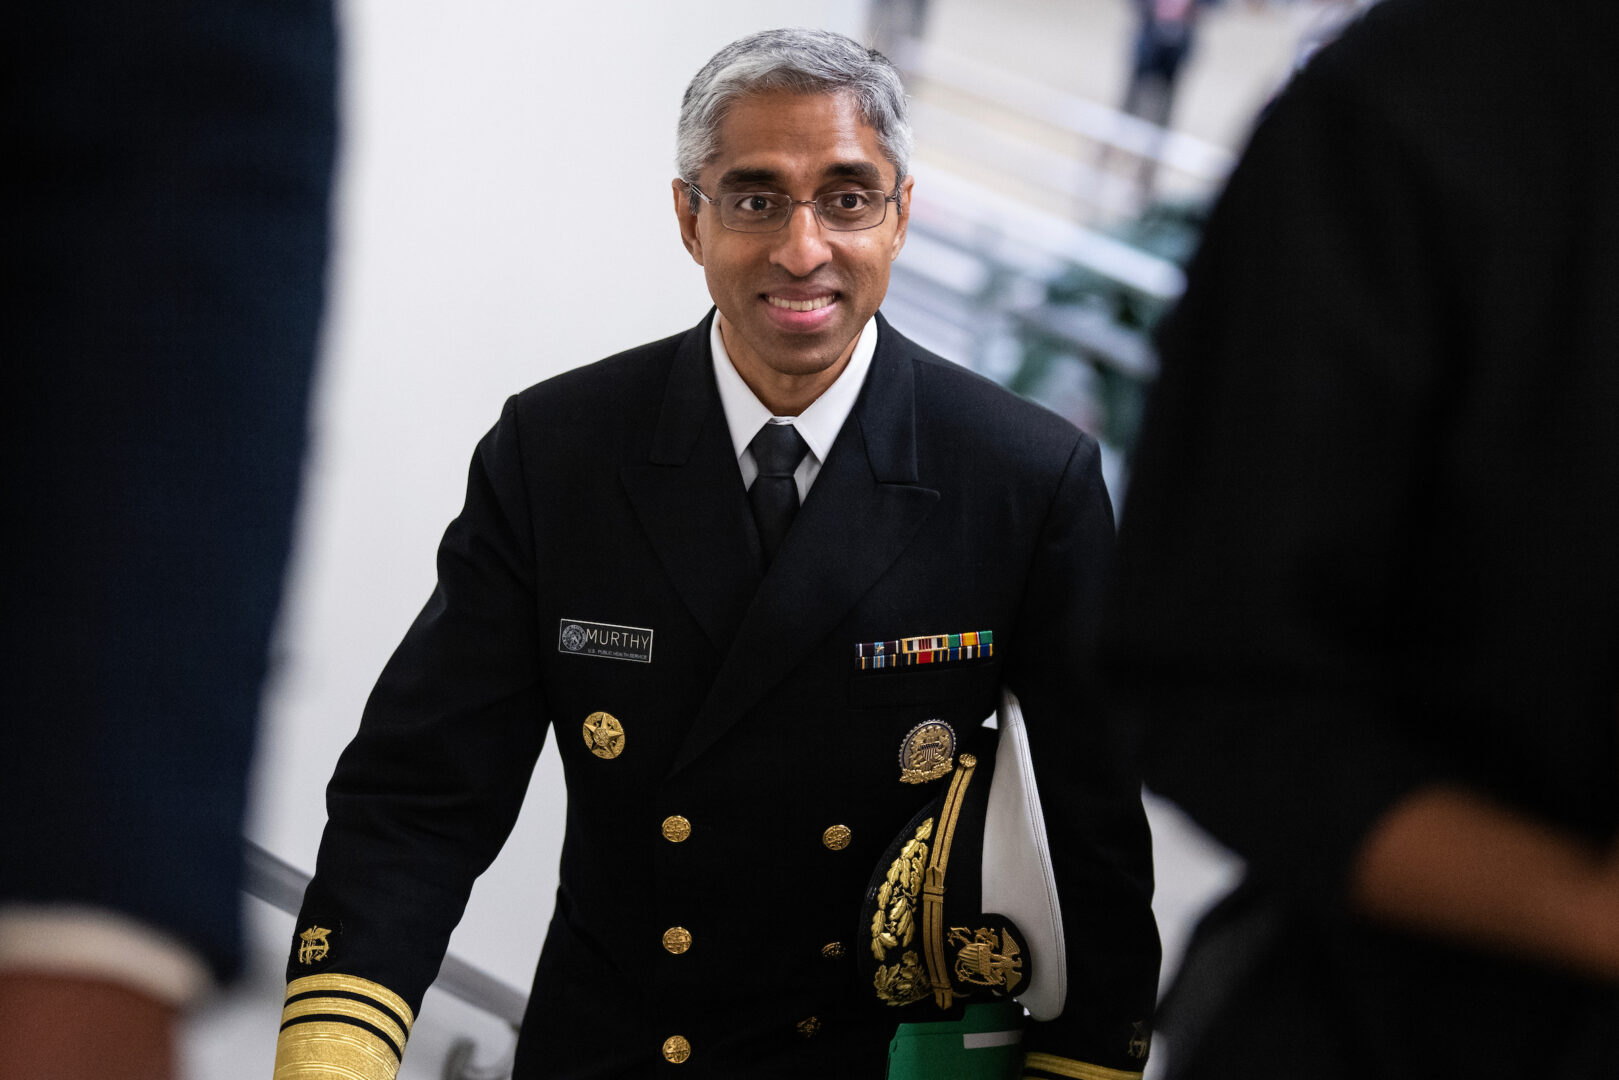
709,312,878,502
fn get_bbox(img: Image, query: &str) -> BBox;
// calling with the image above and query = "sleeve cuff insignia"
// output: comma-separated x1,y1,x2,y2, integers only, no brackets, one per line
273,973,416,1080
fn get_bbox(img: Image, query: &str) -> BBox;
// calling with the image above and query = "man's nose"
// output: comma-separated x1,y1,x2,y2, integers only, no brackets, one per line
769,202,832,278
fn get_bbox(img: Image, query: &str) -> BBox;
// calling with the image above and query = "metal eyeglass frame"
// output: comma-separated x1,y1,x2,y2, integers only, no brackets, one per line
682,180,902,233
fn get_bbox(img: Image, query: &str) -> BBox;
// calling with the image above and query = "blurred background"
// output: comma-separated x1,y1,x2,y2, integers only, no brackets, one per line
201,2,1369,1075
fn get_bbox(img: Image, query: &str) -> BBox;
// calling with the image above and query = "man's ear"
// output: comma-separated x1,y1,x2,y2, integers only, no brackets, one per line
889,174,915,262
673,178,704,266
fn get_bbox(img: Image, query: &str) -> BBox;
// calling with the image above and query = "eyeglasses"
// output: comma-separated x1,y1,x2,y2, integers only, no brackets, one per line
683,181,901,233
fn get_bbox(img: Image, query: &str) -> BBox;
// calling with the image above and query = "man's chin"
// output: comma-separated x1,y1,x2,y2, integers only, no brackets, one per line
733,320,856,379
764,346,852,380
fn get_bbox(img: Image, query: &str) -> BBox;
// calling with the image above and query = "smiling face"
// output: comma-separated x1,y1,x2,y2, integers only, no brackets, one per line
674,89,912,415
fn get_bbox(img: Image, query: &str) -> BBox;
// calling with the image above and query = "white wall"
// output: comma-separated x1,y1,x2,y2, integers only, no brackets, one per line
248,0,871,996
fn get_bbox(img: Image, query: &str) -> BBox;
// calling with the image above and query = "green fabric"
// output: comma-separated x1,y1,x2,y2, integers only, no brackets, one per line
886,1002,1026,1080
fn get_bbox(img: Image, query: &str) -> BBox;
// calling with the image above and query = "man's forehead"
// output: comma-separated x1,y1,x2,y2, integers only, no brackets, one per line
704,89,889,183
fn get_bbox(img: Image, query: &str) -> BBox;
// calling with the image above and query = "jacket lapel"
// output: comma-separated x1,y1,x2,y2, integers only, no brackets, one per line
671,315,941,774
620,314,762,656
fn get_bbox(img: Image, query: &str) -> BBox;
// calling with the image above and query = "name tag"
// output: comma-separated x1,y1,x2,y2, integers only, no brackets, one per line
558,619,654,663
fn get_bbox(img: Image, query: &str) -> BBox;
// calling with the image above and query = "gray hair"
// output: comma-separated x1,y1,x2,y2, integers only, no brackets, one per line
676,28,913,209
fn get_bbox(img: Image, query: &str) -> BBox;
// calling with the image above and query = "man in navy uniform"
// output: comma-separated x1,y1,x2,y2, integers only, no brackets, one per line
273,28,1157,1079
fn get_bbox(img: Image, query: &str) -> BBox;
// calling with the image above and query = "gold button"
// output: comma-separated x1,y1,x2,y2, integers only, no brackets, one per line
661,1035,691,1064
662,927,692,955
661,815,692,843
820,941,846,959
583,711,625,759
822,825,851,850
796,1016,821,1039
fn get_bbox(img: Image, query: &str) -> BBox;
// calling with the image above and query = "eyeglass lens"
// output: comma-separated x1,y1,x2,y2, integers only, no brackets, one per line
718,190,889,232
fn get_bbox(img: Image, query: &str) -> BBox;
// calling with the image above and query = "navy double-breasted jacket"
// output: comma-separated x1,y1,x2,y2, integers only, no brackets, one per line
282,312,1159,1078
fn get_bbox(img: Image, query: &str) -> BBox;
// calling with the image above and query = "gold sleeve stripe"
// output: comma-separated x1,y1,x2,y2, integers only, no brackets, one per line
1023,1053,1145,1080
272,1019,402,1080
285,973,415,1033
280,994,408,1051
273,974,416,1079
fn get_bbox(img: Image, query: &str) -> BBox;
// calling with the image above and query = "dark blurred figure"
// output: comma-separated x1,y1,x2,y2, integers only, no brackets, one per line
1122,0,1202,129
0,2,338,1076
1103,1,1618,1078
1117,0,1207,193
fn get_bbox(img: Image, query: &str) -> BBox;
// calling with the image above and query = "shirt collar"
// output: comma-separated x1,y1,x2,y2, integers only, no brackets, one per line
710,312,878,465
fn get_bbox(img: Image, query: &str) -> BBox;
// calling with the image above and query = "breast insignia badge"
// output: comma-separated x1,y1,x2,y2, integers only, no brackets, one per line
297,925,332,966
583,711,626,759
898,720,957,784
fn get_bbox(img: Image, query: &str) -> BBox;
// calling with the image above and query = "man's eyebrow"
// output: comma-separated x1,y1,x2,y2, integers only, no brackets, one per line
714,161,891,191
715,167,781,190
824,161,886,186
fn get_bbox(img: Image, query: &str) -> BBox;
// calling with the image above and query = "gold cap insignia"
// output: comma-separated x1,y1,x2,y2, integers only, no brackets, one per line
873,949,930,1007
898,720,957,784
948,925,1024,995
297,925,332,966
871,817,934,1006
582,711,625,759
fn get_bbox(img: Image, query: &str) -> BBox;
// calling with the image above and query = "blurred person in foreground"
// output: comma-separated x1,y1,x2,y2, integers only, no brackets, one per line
0,3,338,1078
1102,0,1619,1077
270,27,1157,1080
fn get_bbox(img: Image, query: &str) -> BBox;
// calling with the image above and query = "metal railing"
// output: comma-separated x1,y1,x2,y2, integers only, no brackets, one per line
244,840,525,1080
879,32,1226,464
893,35,1234,210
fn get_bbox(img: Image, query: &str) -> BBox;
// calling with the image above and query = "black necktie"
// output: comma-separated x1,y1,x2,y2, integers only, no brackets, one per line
748,422,809,569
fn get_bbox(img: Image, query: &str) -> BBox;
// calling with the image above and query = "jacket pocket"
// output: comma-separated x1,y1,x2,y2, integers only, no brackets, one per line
846,659,1000,711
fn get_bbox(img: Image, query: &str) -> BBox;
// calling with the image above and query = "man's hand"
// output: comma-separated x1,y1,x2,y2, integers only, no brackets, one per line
0,973,176,1080
1351,784,1619,982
